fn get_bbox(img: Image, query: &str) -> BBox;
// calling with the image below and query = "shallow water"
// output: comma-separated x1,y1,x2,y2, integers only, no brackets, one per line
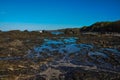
0,57,22,60
0,37,119,71
51,31,64,35
26,37,120,71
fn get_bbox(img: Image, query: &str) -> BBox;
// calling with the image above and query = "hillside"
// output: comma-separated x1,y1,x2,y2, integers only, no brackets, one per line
80,20,120,33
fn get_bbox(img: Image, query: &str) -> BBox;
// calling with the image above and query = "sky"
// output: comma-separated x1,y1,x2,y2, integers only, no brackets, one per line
0,0,120,31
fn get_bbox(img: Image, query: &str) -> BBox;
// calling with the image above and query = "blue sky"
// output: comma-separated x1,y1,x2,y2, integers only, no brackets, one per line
0,0,120,31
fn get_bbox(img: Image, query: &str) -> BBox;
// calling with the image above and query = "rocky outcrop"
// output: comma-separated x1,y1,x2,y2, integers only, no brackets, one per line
80,20,120,33
9,40,23,47
63,28,81,35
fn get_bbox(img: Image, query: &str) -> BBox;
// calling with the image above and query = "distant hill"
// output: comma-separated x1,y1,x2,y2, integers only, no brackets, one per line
80,20,120,33
0,20,120,33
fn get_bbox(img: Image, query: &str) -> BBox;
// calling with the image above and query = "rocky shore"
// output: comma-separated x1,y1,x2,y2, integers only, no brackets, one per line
0,30,120,80
0,20,120,80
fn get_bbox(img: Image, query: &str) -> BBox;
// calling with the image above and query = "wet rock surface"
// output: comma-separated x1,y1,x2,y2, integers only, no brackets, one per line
0,31,120,80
